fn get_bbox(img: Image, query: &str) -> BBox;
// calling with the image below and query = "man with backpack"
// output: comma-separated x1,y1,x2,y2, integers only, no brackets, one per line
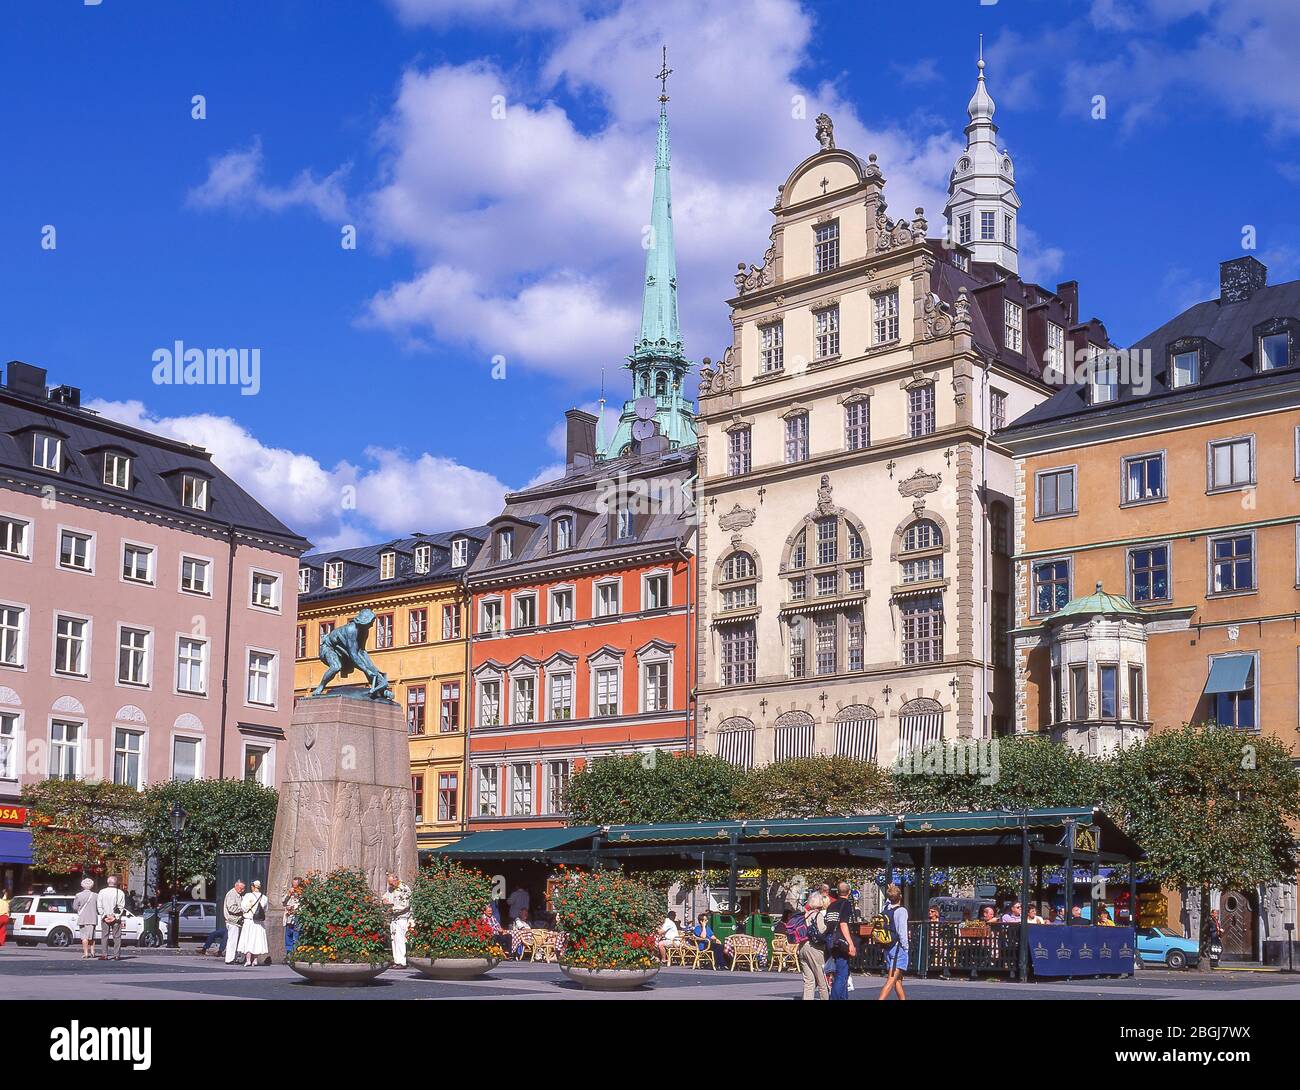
822,881,858,1000
796,893,829,999
876,882,909,1001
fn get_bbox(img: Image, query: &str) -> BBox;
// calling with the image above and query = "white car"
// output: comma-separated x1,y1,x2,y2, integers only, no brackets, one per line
8,894,159,948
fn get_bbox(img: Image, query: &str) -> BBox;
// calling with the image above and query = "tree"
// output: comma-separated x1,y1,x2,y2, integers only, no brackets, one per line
23,779,147,877
1105,724,1300,940
563,750,743,826
141,778,278,898
732,755,895,818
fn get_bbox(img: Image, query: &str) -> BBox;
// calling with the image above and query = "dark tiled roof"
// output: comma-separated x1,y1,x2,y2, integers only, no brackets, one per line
1003,277,1300,433
0,370,308,552
300,526,490,603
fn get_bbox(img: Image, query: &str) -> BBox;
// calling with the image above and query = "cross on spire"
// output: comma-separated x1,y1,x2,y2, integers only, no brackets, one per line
656,45,672,102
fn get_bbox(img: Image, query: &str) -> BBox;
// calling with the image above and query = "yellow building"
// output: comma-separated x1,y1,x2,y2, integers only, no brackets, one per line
293,529,488,849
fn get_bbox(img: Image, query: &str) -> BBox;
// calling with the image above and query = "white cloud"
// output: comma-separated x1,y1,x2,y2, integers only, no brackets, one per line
1018,224,1066,285
187,138,351,220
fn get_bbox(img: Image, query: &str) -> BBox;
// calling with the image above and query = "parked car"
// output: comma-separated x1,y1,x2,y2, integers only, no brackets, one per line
1135,925,1200,970
7,894,162,948
174,900,219,940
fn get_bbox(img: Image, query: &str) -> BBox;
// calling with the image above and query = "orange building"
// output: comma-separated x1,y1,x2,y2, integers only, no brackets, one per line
1001,256,1300,964
464,415,697,831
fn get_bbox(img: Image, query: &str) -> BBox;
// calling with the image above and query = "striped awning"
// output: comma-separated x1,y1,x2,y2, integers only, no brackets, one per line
715,727,755,769
835,716,878,762
774,721,816,761
898,712,943,759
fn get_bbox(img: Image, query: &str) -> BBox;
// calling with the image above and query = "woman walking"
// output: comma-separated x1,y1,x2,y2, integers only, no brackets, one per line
876,883,909,1001
73,878,98,959
798,893,829,1000
238,879,269,967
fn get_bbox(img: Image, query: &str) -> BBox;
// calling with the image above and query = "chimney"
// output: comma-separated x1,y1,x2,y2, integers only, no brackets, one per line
1054,281,1079,325
1220,256,1267,304
564,408,598,467
50,384,81,408
4,361,47,398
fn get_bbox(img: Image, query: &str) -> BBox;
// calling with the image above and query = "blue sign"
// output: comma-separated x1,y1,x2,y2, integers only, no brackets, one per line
1026,924,1135,977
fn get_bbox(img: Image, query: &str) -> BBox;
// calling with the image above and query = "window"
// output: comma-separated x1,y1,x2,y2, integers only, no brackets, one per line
50,720,81,780
440,682,460,731
728,427,752,475
177,637,207,695
957,212,972,245
816,516,838,565
552,516,573,551
595,667,619,717
438,773,458,822
0,516,29,559
1129,666,1145,722
0,605,24,666
1209,437,1254,490
476,766,498,817
414,544,431,573
720,622,756,684
901,554,943,583
250,572,279,610
990,390,1007,432
451,538,468,568
952,250,969,272
1209,653,1257,730
992,593,1009,668
791,531,806,569
614,505,634,541
243,745,271,786
549,672,573,720
296,625,306,659
846,567,864,591
32,433,61,471
814,220,839,273
550,587,574,624
788,620,806,678
54,615,88,676
873,289,899,344
122,543,154,584
644,660,669,711
1036,467,1076,518
1004,214,1014,246
113,728,143,789
783,412,809,464
117,627,150,687
815,306,840,359
814,615,837,675
980,210,996,240
442,604,461,640
409,608,427,644
848,525,864,560
513,594,537,629
1260,332,1289,371
58,530,92,572
1123,453,1165,504
1070,666,1088,720
760,322,784,373
903,519,942,552
545,761,569,815
510,763,533,816
844,400,870,450
1129,545,1170,602
407,685,426,735
181,474,208,511
721,584,757,611
512,675,536,723
182,556,210,594
172,737,200,782
379,551,395,580
1045,322,1065,376
991,502,1010,556
644,572,669,610
478,679,501,726
373,612,394,649
247,651,275,705
1090,350,1118,404
907,384,935,437
1032,559,1071,614
1004,301,1022,353
595,581,620,618
1210,534,1254,593
901,597,943,664
410,775,424,822
815,571,837,596
1172,349,1199,388
480,599,503,633
846,609,864,671
103,452,131,489
722,552,754,582
1098,664,1118,719
324,560,343,589
319,621,335,641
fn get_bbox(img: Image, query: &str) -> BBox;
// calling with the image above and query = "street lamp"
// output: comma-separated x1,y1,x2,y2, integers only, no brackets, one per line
168,801,187,949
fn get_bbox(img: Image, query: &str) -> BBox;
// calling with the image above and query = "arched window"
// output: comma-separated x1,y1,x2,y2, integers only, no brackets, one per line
903,519,942,552
901,519,944,584
897,698,943,760
773,710,816,761
722,551,755,581
718,549,758,613
835,705,878,762
655,371,668,397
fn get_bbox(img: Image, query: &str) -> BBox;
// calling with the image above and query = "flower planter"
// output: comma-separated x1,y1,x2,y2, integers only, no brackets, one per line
560,965,659,990
289,961,390,986
408,955,501,980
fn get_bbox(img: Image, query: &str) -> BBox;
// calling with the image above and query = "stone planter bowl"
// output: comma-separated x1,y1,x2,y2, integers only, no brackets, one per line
289,961,390,986
408,955,501,980
560,965,659,990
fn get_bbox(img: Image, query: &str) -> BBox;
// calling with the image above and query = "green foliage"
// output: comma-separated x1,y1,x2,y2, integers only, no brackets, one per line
289,868,391,966
22,778,147,877
551,867,666,970
563,750,743,825
732,755,895,818
410,863,497,959
140,778,278,897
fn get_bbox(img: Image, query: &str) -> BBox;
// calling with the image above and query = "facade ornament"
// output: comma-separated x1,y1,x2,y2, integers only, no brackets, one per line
815,474,834,515
698,356,715,396
700,345,738,398
951,373,969,405
954,286,972,330
898,468,942,498
922,292,954,339
719,504,757,532
734,234,777,296
863,153,881,180
911,207,928,241
815,113,835,150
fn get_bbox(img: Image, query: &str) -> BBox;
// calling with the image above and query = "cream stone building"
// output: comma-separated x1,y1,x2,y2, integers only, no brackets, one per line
695,63,1111,768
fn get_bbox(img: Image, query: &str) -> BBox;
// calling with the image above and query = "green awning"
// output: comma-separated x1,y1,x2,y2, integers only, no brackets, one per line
898,807,1095,834
432,826,600,856
1204,654,1254,695
742,816,896,841
605,822,737,844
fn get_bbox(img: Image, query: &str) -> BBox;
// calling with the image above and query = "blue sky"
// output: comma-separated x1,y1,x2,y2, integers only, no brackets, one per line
1,0,1297,548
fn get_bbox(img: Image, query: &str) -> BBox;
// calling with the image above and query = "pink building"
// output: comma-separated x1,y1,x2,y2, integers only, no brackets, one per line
0,362,308,850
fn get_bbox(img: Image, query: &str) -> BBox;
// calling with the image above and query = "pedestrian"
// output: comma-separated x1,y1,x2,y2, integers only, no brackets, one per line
238,880,269,967
383,873,412,968
282,877,304,956
222,879,245,964
96,876,126,960
822,881,857,1000
0,887,10,948
199,925,227,956
797,893,828,1000
876,883,909,1001
73,878,98,959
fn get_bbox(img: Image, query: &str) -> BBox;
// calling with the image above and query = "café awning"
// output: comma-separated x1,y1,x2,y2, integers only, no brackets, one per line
432,826,599,857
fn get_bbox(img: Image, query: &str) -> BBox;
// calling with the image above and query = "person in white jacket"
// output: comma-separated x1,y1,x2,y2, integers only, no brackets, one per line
222,880,245,964
95,876,126,961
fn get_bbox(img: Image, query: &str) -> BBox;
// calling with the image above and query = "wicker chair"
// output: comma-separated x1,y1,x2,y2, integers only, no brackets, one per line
664,939,692,966
767,933,799,973
692,941,716,970
530,929,561,963
728,934,767,972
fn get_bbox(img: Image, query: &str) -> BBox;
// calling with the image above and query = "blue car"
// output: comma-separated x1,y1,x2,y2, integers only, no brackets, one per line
1135,925,1199,970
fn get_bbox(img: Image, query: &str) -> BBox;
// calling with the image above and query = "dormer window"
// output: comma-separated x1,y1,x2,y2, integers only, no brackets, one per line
1003,301,1023,353
32,433,61,471
814,220,840,273
1259,331,1289,371
1089,349,1118,404
553,516,573,551
414,544,431,574
614,506,634,541
451,538,468,568
103,452,131,489
298,568,312,594
181,474,209,511
1172,349,1199,388
379,551,396,580
323,560,343,589
496,529,513,562
952,250,969,272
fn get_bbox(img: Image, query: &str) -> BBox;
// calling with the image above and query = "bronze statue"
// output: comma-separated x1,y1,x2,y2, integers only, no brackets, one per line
311,608,393,700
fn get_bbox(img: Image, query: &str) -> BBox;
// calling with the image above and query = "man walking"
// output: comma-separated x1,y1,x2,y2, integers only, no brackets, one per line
876,883,908,1001
823,881,857,1000
73,878,98,960
222,879,245,964
95,876,126,960
282,876,304,956
383,873,411,968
